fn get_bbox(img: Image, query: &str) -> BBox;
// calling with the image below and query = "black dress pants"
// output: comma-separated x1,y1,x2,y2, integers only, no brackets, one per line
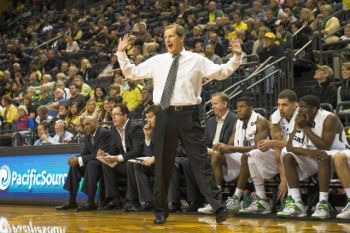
153,107,223,215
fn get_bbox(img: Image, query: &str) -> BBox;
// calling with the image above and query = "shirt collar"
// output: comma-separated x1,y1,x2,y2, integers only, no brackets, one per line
217,110,229,122
92,128,98,137
117,119,129,132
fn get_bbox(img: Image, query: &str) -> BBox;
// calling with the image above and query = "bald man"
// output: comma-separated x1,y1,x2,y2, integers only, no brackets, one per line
56,117,111,211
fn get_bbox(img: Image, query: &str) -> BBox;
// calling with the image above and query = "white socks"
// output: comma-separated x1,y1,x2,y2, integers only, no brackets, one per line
234,188,243,199
345,188,350,199
289,188,302,203
319,192,329,202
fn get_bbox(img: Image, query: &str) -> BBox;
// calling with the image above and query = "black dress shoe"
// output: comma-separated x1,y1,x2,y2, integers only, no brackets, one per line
154,211,168,224
184,202,201,212
55,202,78,210
215,207,228,224
99,200,122,210
139,202,154,211
123,202,139,212
168,202,181,212
76,203,97,212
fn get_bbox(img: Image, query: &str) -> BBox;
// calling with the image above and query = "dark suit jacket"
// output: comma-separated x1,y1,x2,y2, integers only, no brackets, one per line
108,120,145,161
204,111,237,148
81,127,111,165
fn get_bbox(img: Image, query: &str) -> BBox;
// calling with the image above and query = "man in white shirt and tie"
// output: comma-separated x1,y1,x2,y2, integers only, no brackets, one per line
116,24,242,224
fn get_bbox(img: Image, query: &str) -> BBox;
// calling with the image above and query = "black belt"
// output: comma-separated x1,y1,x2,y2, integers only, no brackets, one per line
168,105,198,111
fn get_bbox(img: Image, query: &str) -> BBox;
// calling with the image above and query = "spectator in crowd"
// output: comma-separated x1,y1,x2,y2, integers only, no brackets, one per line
55,79,71,99
99,98,113,126
130,86,153,120
22,95,36,119
312,4,340,43
1,95,18,130
93,87,106,108
54,103,68,122
123,80,142,111
232,12,248,33
74,75,92,97
265,8,277,30
209,32,225,58
12,105,34,146
249,1,267,21
340,23,350,41
79,58,96,82
34,121,56,146
137,22,152,44
81,99,100,120
275,20,292,50
65,34,80,53
53,119,73,144
66,102,81,131
56,116,111,211
98,54,119,78
310,65,337,109
337,62,350,112
208,1,224,24
204,43,223,64
252,26,269,55
270,0,284,18
66,83,86,113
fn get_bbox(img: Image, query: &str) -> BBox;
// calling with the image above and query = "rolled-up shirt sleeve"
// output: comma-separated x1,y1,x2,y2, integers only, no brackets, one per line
116,51,154,80
201,53,242,80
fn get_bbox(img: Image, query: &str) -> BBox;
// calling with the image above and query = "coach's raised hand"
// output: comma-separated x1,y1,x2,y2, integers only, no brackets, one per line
118,34,132,52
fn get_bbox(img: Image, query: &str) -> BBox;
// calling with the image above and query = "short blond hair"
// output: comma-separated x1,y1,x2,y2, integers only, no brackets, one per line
165,24,185,38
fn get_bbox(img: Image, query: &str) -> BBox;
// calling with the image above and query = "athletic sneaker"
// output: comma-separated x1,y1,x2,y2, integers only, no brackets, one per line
277,196,307,218
239,195,272,214
225,195,240,213
337,199,350,219
197,204,214,214
311,200,331,219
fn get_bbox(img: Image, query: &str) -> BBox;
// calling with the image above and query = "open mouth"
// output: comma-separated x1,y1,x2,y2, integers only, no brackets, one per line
167,43,174,50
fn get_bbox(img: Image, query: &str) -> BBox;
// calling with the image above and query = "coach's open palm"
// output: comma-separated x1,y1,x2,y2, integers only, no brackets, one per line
118,34,131,52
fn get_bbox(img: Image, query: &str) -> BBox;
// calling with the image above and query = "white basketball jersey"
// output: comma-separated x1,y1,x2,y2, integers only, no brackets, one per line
271,108,298,141
292,109,349,149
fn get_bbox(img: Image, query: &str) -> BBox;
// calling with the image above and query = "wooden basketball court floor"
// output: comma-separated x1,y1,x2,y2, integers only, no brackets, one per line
0,205,349,233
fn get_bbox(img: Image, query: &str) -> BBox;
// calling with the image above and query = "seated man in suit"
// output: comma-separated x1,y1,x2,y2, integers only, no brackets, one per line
182,92,237,213
125,105,185,212
97,103,144,210
56,116,111,211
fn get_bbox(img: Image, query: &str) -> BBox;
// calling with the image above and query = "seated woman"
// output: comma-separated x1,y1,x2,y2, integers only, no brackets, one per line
65,102,81,134
80,99,100,121
337,62,350,113
12,105,35,146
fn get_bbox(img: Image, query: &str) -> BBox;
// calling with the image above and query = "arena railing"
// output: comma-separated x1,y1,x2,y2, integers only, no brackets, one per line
203,56,292,124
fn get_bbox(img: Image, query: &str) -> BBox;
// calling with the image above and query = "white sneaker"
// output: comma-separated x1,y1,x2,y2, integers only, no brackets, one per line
198,204,214,214
225,195,240,213
277,196,307,218
311,200,330,220
239,195,272,214
337,200,350,219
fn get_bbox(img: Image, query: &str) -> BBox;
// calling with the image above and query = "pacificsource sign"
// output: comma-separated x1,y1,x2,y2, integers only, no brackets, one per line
0,154,83,202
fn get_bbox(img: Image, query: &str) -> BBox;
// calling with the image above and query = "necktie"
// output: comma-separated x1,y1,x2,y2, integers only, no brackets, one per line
160,54,180,109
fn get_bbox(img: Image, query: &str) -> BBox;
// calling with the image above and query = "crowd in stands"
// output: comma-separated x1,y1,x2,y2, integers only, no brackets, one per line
0,0,349,146
1,0,350,222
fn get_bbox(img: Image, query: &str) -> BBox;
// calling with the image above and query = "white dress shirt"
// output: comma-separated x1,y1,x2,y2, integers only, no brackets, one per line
212,110,229,145
116,119,129,162
78,128,98,167
117,50,241,106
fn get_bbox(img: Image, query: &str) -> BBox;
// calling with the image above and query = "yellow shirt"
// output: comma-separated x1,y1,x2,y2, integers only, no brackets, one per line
344,0,350,10
123,87,142,111
233,21,248,31
2,104,18,124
